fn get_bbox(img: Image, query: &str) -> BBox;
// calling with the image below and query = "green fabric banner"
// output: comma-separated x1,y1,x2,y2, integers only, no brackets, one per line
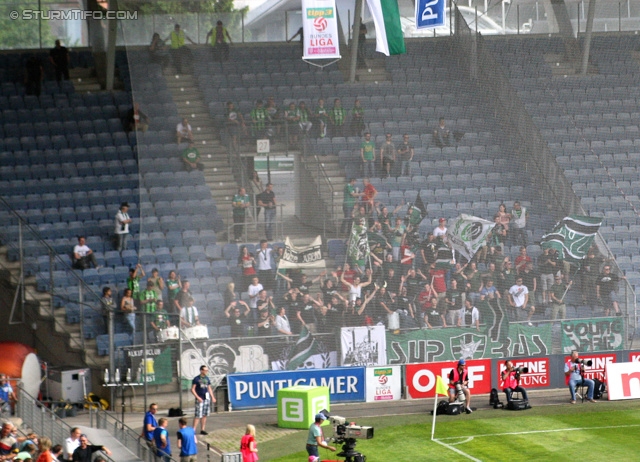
560,317,625,353
128,346,174,386
386,321,552,363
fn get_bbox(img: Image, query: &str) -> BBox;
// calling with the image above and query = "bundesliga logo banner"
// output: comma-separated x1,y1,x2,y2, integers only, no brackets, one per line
302,0,341,60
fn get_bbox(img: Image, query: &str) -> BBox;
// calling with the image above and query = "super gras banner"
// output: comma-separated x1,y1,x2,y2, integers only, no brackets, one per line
561,317,624,353
386,300,552,362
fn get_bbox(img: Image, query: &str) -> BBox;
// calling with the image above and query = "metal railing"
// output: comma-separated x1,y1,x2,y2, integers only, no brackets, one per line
226,204,285,243
89,404,177,462
0,198,107,368
18,387,118,462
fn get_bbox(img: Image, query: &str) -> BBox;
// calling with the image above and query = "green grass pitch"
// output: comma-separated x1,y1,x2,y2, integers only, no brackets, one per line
259,399,640,461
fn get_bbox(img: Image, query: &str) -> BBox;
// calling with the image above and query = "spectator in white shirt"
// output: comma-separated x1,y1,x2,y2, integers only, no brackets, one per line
64,427,82,461
176,117,194,144
458,299,480,330
114,202,132,253
274,306,293,335
433,217,447,239
72,236,100,269
180,297,200,327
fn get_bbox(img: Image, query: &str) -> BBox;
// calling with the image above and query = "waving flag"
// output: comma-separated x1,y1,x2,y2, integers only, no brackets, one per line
447,214,495,262
541,215,602,263
366,0,406,56
287,326,318,370
348,220,370,267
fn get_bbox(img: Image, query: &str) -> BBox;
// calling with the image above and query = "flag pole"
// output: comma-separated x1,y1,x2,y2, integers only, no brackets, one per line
560,264,579,302
430,393,439,440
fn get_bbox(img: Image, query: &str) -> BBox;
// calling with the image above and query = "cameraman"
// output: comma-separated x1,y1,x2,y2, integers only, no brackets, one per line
501,360,529,404
306,413,336,458
564,351,597,404
448,359,472,414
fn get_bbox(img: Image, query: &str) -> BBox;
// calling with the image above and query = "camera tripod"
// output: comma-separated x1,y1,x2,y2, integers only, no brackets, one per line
337,438,366,462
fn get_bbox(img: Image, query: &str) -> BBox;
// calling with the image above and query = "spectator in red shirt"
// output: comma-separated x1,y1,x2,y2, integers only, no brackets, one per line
428,262,448,297
361,177,378,213
514,246,532,274
417,283,438,313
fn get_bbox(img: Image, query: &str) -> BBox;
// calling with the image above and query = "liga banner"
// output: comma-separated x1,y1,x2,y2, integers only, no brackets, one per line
416,0,446,30
365,366,402,402
278,236,325,269
446,214,495,262
386,323,552,363
302,0,341,60
561,317,624,353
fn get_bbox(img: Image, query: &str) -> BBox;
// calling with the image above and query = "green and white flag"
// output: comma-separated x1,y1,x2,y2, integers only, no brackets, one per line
287,326,319,370
366,0,406,56
348,219,370,267
541,215,602,263
446,214,495,262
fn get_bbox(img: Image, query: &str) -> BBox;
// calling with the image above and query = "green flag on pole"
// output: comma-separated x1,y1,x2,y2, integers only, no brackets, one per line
540,215,602,263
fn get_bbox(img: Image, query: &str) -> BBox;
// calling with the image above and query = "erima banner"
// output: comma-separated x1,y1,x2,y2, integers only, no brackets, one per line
365,366,402,402
561,317,624,353
447,214,495,262
302,0,341,60
416,0,446,29
227,367,365,409
278,236,325,269
386,323,552,363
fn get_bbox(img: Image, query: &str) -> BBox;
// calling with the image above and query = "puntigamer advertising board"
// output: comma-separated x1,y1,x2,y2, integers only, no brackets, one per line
227,367,366,410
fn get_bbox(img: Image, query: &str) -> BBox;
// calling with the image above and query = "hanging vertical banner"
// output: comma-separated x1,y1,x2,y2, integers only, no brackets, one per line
416,0,446,29
341,326,387,366
302,0,341,60
366,0,406,56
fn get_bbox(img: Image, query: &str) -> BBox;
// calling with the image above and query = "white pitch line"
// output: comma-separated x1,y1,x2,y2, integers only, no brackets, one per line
437,423,640,441
433,438,482,462
449,437,475,446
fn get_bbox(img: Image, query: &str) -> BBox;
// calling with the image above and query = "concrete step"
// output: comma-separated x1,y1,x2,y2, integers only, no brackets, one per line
69,68,95,79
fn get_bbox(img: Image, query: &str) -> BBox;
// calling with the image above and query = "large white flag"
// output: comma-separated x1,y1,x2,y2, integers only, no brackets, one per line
277,236,325,269
446,214,495,261
302,0,341,60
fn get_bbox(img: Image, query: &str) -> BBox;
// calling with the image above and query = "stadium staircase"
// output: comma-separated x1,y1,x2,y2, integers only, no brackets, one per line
161,65,240,237
354,57,391,83
69,67,102,92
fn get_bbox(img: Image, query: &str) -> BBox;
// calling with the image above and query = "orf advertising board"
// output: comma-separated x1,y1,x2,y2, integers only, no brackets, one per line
496,357,550,389
406,359,492,399
563,353,616,381
227,367,365,410
606,361,640,400
365,366,402,402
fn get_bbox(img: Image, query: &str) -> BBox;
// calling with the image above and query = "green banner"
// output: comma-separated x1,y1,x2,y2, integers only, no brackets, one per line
387,304,552,363
561,317,625,353
128,346,174,386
